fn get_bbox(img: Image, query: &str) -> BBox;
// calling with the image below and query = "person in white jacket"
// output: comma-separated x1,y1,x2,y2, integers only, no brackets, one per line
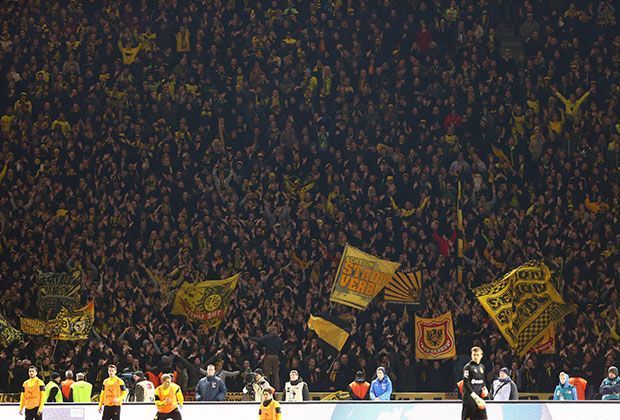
492,367,519,401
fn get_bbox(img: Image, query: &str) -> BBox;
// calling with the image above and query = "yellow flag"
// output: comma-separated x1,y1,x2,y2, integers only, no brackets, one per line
0,316,23,347
20,318,47,336
330,244,400,309
22,302,94,341
414,312,457,359
472,261,574,356
172,274,239,329
307,315,350,351
384,271,422,305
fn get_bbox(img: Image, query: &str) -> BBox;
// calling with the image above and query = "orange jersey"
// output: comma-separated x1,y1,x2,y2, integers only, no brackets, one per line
99,377,127,407
258,399,282,420
20,378,45,411
154,383,184,413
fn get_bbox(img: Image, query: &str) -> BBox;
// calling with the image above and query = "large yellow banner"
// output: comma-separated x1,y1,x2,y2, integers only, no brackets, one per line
172,274,239,329
329,244,400,310
21,301,94,341
414,312,457,359
472,261,574,356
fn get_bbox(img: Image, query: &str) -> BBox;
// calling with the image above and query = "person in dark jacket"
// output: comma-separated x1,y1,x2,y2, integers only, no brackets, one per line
195,365,227,401
349,371,370,400
249,327,283,389
491,367,518,401
599,366,620,400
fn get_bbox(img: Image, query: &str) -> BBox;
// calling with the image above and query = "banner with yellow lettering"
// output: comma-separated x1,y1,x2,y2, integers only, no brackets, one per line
329,244,400,310
414,312,457,359
21,301,94,340
472,261,574,356
0,316,22,347
172,274,239,329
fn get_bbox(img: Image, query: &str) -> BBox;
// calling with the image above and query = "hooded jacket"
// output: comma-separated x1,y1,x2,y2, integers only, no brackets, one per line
369,375,392,401
553,380,577,400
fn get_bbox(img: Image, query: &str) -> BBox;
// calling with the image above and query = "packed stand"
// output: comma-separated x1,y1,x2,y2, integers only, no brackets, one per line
0,0,618,399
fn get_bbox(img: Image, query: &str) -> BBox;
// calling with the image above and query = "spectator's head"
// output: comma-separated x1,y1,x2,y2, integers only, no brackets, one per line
51,372,61,383
76,373,85,381
206,364,216,377
289,370,299,382
254,368,264,381
133,371,145,382
571,367,581,378
559,372,568,385
499,367,510,380
355,371,365,383
608,366,618,380
65,370,73,380
376,366,385,380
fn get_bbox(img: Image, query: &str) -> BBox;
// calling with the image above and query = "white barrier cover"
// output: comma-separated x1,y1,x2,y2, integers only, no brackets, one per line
1,401,618,420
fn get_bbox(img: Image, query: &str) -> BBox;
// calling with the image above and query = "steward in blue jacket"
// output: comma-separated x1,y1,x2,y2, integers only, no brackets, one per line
369,367,392,401
195,365,227,401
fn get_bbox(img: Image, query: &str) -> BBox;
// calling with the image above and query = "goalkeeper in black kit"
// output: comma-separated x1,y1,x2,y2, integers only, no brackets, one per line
462,347,489,420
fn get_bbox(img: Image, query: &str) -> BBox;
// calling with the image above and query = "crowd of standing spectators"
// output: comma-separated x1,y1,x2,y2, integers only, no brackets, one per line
0,0,618,398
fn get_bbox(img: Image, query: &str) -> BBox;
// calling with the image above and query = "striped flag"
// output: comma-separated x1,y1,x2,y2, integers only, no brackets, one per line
384,271,422,305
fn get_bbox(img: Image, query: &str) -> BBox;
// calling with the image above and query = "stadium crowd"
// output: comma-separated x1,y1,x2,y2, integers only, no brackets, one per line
0,0,618,400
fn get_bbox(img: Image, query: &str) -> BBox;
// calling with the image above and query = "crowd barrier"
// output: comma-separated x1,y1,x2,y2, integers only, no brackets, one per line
0,391,555,402
0,401,617,420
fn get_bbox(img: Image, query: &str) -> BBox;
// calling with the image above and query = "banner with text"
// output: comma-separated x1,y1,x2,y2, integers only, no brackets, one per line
329,244,400,310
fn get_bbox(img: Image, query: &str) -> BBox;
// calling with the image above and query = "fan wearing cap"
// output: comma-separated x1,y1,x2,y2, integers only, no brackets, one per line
44,372,62,403
349,371,370,400
258,387,281,420
243,368,271,402
600,366,620,400
369,367,392,401
283,370,309,401
491,367,518,401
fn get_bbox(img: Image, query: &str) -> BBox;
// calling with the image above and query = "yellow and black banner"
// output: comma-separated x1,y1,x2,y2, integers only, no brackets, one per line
321,390,351,401
21,301,94,341
36,272,81,319
529,326,556,355
384,271,422,305
414,312,457,359
330,244,400,310
307,315,350,352
472,261,574,356
0,316,22,347
172,274,239,329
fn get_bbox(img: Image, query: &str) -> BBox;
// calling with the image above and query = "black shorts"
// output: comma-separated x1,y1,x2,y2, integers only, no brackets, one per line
24,408,42,420
102,406,121,420
462,404,488,420
156,409,182,420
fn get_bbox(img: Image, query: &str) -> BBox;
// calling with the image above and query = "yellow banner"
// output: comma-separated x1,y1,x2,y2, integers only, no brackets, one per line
172,274,239,329
414,312,457,359
384,271,422,305
529,326,556,355
330,244,400,310
472,261,574,356
0,316,22,347
21,302,94,341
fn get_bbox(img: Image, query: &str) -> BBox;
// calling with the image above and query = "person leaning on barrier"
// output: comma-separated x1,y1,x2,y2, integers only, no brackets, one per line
491,367,518,401
19,366,45,420
195,364,227,401
284,370,309,401
133,371,155,402
349,371,371,400
243,368,271,402
599,366,620,400
154,373,184,420
553,372,577,400
69,372,93,402
369,367,392,401
44,372,62,403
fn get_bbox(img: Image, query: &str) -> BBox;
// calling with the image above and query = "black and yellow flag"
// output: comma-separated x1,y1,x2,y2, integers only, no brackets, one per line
172,274,239,330
0,315,22,347
384,271,422,305
21,301,94,341
456,180,465,283
36,272,81,319
307,315,350,352
472,261,574,356
330,244,400,310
